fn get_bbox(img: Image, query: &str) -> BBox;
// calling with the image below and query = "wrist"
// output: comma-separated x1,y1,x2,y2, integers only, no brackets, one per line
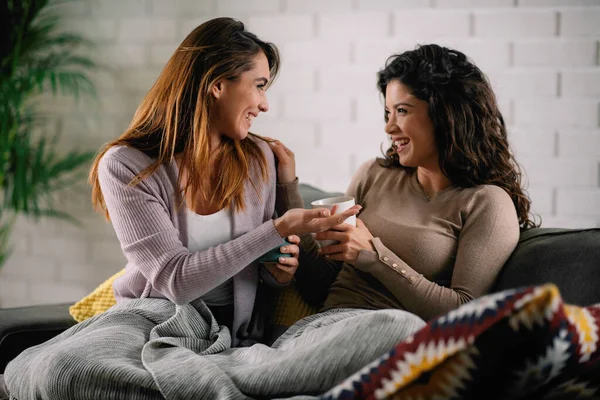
368,238,375,252
277,174,296,185
273,216,289,238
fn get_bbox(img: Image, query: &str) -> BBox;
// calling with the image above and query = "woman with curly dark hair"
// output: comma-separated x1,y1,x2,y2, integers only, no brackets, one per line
271,44,535,322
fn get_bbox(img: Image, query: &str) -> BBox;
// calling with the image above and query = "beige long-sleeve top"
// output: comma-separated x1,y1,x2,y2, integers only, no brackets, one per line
291,159,520,321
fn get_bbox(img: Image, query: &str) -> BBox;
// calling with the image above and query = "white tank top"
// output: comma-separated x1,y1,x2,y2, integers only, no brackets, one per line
186,207,234,306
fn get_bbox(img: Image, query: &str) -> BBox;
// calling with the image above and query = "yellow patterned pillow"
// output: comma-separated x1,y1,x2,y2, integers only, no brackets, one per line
69,269,125,322
271,283,318,327
70,269,317,327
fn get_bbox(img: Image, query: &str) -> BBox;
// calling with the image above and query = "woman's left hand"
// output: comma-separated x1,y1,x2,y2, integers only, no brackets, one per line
265,137,296,184
263,235,300,284
316,219,375,265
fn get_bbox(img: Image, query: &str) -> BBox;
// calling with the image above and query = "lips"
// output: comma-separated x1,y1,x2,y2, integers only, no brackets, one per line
245,112,258,128
392,138,410,153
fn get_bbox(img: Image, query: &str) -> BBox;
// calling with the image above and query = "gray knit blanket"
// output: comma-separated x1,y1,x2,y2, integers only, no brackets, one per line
5,298,425,400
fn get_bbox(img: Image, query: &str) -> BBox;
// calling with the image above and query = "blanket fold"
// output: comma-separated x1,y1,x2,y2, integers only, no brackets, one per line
5,298,424,400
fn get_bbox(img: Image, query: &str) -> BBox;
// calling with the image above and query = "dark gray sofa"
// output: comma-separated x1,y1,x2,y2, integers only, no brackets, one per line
1,184,599,374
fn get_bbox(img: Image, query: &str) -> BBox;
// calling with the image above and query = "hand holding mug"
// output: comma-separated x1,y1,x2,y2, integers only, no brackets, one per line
310,196,357,247
317,219,375,265
262,235,300,284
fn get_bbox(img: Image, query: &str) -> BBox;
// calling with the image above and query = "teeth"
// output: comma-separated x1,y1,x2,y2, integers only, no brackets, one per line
246,114,255,121
393,139,409,146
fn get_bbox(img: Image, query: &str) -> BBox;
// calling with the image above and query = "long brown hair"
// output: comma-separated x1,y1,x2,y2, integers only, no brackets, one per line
377,44,537,229
89,17,280,220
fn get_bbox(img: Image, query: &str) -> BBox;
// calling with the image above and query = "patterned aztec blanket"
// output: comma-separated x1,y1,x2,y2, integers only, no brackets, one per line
321,284,600,400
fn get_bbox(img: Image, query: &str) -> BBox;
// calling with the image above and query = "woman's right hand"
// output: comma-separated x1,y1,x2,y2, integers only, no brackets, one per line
266,138,296,184
273,205,362,238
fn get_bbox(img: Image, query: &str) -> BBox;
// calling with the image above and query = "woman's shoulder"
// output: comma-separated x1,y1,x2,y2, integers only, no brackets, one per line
462,184,516,215
99,145,174,185
248,134,274,160
101,145,155,170
471,184,512,202
246,134,276,179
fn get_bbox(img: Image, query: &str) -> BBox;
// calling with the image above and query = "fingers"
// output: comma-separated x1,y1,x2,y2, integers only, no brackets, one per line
278,142,294,157
286,235,301,245
267,139,295,157
317,243,345,255
279,243,299,257
326,205,362,226
276,256,299,269
315,230,346,242
308,208,331,220
321,252,345,262
269,141,289,160
342,204,362,217
329,222,352,232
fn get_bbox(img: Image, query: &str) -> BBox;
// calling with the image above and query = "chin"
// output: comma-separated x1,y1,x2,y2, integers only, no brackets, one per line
226,129,248,142
398,156,414,167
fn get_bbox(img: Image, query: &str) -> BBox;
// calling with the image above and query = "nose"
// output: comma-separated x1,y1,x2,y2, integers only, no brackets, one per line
259,93,269,113
384,113,396,134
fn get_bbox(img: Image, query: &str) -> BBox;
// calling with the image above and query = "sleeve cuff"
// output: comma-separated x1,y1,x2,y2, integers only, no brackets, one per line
275,178,304,213
357,237,420,285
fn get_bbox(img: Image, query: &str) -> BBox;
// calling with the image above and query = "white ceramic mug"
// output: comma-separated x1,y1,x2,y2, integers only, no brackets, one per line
310,196,356,247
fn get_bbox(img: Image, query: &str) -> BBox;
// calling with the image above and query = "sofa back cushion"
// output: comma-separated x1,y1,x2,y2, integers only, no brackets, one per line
297,183,343,208
493,228,600,306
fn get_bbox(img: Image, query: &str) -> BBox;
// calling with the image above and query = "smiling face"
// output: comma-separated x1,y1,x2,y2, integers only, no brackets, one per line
210,51,270,144
384,80,438,170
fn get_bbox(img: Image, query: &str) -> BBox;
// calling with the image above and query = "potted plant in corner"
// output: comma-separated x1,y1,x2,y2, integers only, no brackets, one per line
0,0,98,270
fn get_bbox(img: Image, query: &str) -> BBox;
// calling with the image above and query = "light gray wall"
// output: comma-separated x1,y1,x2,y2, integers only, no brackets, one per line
1,0,599,307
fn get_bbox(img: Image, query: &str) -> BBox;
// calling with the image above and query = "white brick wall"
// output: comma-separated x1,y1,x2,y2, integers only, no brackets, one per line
319,12,389,39
392,10,471,38
562,69,600,96
474,10,557,38
2,0,599,307
436,0,514,7
513,40,597,66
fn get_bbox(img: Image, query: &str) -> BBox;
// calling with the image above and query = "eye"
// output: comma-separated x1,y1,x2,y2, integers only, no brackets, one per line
397,107,407,114
258,84,266,92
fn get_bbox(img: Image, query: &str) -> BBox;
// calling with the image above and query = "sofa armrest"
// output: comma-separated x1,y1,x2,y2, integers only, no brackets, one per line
0,303,76,373
493,227,600,306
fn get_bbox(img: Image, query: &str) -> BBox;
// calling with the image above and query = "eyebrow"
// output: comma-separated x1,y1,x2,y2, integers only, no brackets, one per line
255,77,269,85
385,102,415,109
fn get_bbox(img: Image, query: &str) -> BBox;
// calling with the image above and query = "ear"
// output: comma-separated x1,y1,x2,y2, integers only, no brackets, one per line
211,80,224,99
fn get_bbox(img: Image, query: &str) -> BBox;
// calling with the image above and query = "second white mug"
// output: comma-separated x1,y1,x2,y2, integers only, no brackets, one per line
310,196,356,247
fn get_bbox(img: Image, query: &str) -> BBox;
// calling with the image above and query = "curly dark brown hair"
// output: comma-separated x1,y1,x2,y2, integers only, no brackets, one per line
377,44,537,229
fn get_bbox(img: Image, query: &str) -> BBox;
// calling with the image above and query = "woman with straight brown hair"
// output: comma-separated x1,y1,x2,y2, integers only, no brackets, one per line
3,17,360,399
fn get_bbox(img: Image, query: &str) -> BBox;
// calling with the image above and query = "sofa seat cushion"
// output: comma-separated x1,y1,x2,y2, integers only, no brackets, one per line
494,228,600,306
0,303,76,373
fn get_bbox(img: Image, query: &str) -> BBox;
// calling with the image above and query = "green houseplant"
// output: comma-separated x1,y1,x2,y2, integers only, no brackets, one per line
0,0,98,269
